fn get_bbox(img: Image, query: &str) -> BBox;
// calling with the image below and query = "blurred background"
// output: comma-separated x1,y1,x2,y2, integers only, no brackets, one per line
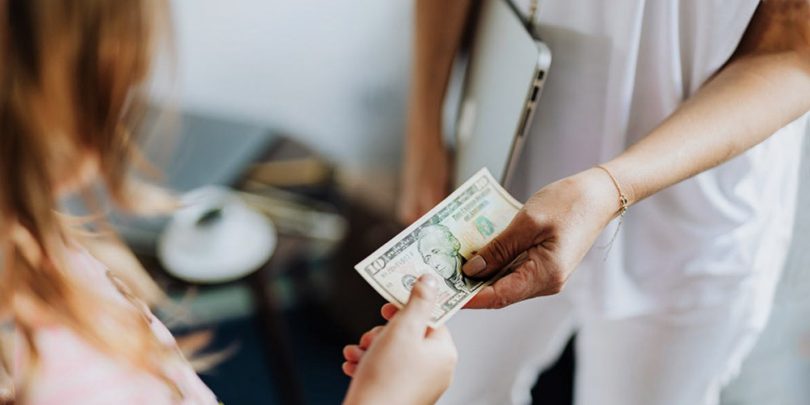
125,1,810,404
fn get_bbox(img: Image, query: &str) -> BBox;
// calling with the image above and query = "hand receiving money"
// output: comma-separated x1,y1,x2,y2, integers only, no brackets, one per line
343,275,457,405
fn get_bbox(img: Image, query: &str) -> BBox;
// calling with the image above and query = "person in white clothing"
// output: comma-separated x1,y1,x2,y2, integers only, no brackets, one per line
385,0,810,404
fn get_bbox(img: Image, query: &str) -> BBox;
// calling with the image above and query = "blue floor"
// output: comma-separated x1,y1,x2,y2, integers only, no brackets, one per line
197,305,350,405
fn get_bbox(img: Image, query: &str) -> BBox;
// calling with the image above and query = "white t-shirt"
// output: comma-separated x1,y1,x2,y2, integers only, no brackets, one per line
509,0,808,323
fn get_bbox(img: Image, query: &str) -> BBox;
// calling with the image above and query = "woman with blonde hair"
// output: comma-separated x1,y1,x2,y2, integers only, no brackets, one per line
0,1,456,403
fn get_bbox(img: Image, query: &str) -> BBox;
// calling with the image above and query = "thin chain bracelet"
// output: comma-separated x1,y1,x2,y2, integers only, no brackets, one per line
596,164,629,217
595,165,629,258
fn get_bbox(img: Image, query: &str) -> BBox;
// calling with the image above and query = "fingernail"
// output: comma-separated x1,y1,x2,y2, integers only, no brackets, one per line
463,255,487,276
420,274,438,289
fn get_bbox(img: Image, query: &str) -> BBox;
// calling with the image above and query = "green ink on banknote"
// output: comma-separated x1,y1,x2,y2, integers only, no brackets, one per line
475,216,495,237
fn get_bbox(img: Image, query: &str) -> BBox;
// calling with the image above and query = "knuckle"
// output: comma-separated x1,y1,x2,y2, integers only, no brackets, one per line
360,326,384,346
522,209,546,228
521,208,560,238
359,335,371,347
544,270,566,295
546,283,563,295
543,220,559,237
492,292,512,309
487,237,512,265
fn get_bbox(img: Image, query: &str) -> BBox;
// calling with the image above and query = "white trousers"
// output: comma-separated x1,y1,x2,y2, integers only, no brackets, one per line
437,290,764,405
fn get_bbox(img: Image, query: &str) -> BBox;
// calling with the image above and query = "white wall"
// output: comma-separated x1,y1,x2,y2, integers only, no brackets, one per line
156,0,412,170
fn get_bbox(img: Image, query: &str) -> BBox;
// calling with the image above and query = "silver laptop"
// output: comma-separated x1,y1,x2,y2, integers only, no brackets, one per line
453,0,551,187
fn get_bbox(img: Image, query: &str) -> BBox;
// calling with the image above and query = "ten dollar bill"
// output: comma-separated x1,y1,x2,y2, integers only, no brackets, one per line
354,168,522,327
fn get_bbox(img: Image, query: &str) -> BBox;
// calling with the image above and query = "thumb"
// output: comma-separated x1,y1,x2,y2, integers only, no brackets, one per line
394,274,439,333
462,212,535,279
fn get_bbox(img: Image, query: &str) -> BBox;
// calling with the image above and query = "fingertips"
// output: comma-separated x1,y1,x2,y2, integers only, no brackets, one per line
342,345,365,363
342,361,358,377
392,275,439,332
403,274,438,312
381,303,399,321
359,326,384,349
412,274,438,302
462,255,487,278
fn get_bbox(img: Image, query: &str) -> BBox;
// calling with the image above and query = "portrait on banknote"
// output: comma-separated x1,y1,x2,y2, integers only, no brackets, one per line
416,224,474,294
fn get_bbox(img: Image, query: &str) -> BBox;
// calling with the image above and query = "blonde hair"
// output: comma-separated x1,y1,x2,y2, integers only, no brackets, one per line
0,0,189,400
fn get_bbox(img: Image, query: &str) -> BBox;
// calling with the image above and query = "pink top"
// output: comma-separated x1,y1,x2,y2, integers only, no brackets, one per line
12,249,219,405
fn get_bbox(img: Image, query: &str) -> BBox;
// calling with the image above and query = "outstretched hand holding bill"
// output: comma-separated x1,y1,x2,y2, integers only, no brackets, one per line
343,275,458,405
462,167,622,309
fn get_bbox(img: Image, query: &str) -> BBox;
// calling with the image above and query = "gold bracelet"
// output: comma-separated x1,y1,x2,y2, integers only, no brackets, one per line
596,165,629,217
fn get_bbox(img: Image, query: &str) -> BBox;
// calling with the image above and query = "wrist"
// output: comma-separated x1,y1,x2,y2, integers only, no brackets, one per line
406,97,443,144
570,167,627,225
405,122,444,150
403,121,447,166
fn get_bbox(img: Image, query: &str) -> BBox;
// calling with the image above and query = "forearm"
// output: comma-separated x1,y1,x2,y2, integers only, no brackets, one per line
406,0,472,150
605,49,810,204
603,1,810,205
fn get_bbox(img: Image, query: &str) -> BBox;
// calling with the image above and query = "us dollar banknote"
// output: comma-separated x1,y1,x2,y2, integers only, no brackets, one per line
354,168,522,327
